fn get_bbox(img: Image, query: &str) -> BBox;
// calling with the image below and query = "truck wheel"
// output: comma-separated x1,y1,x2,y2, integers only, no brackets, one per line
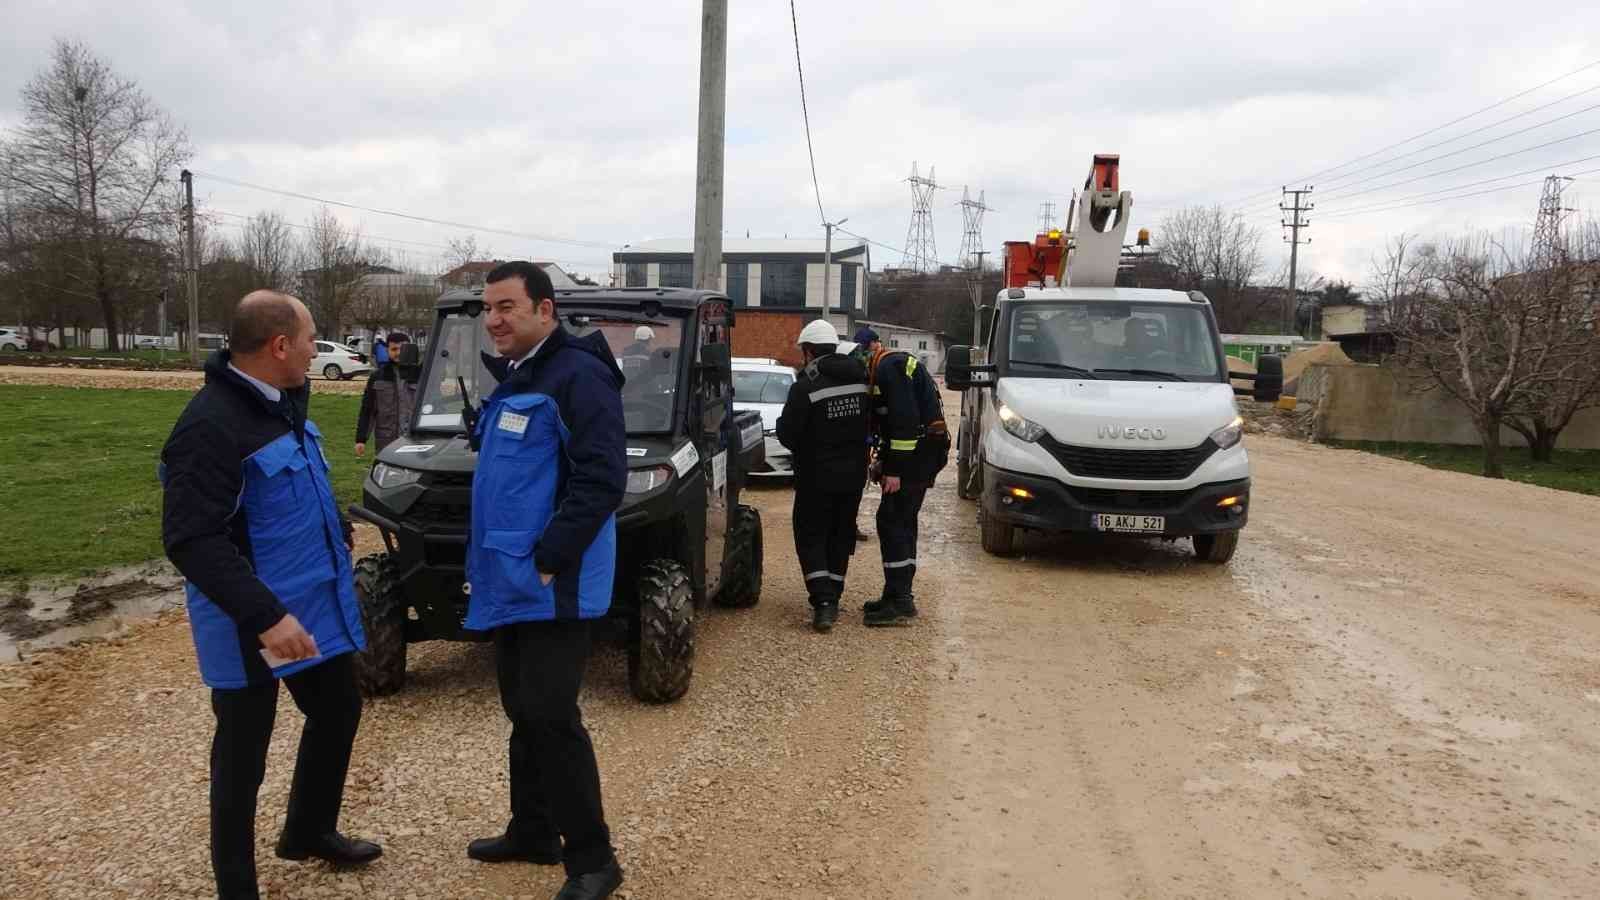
979,505,1016,556
353,553,406,696
1193,531,1240,564
956,444,980,501
715,505,763,608
630,559,695,703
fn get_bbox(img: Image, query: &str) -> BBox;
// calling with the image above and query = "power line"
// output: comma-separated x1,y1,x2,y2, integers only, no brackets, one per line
188,170,622,250
1226,57,1600,207
788,0,827,224
1308,152,1600,219
1316,164,1600,220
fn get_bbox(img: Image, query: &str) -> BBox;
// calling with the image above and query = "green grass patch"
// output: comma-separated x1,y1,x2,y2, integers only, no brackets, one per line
1328,440,1600,497
0,385,369,583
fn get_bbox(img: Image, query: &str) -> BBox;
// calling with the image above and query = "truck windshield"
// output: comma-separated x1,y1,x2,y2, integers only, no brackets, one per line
412,310,684,434
1006,301,1221,381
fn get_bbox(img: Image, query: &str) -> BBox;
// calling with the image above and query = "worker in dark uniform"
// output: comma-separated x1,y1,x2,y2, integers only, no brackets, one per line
160,291,380,900
777,319,870,632
463,262,626,900
354,331,418,458
864,341,950,626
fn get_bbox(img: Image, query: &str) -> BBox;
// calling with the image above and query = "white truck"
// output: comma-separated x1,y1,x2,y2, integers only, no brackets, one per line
945,155,1281,564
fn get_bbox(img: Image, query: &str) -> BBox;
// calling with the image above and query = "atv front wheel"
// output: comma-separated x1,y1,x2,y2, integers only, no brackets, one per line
353,553,407,696
715,504,763,608
630,559,695,703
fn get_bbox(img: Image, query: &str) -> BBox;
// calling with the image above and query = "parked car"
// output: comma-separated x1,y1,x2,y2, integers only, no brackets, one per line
0,328,29,352
732,357,797,478
310,340,371,380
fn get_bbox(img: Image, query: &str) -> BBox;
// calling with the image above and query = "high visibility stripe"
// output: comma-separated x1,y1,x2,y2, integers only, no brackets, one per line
804,570,846,582
870,385,882,395
905,355,919,376
883,558,918,569
889,438,918,451
809,383,868,403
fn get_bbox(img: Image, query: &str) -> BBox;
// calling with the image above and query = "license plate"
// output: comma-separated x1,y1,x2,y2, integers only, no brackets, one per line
1093,513,1165,533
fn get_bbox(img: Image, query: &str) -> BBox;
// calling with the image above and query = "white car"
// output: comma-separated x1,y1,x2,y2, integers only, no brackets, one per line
310,340,372,381
0,328,28,351
732,358,797,477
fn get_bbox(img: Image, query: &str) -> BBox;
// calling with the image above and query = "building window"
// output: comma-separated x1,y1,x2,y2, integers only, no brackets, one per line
839,264,856,311
625,263,646,287
659,261,693,288
727,263,748,306
918,340,927,350
890,338,900,348
760,262,806,307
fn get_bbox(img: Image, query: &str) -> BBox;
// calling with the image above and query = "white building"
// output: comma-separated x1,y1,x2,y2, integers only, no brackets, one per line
856,319,948,375
612,238,870,320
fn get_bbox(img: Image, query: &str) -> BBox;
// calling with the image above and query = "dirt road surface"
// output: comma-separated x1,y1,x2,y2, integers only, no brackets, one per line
4,425,1599,897
0,365,367,393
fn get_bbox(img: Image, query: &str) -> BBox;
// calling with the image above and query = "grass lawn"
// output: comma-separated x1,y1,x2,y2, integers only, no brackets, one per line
16,348,198,367
1330,441,1600,497
0,385,369,584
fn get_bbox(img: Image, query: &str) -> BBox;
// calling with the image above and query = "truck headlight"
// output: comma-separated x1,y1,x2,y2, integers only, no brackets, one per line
626,465,674,494
997,402,1046,443
371,461,422,489
1209,416,1244,450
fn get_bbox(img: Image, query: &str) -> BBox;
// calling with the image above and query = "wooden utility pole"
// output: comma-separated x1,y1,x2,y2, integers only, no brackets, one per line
182,169,199,364
692,0,727,292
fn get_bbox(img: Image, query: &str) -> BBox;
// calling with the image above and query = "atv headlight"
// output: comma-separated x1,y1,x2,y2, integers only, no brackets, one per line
626,465,674,494
1209,416,1245,450
371,461,422,489
996,402,1046,443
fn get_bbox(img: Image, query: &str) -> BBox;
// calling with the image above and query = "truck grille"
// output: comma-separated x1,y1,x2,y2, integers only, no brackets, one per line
412,501,468,526
1040,437,1218,481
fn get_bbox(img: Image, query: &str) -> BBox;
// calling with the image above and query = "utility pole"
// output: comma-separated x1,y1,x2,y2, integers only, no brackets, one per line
692,0,727,292
822,217,848,315
157,288,168,364
182,169,200,364
1280,185,1313,337
966,249,989,346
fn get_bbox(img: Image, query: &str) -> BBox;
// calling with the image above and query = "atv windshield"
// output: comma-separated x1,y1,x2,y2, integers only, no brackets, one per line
1005,301,1222,381
412,309,685,434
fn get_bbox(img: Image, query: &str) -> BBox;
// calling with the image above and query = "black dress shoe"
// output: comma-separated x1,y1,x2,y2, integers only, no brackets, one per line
554,860,623,900
467,833,562,865
274,831,383,865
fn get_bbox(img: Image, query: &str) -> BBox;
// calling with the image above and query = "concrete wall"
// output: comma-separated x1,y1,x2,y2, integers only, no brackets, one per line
1308,363,1600,449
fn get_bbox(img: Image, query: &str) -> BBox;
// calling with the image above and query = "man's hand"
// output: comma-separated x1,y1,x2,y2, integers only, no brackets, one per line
354,442,366,457
540,572,555,586
882,475,902,495
259,614,317,662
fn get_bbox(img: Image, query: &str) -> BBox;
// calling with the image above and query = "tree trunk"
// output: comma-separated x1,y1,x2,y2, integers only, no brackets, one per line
1531,422,1559,463
1479,415,1505,478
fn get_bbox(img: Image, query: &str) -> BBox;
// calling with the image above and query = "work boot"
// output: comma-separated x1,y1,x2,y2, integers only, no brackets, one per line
864,595,915,627
812,600,839,632
554,859,624,900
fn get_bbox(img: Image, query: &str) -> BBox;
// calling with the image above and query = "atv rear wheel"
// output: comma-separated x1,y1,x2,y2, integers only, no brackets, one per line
630,559,695,703
715,504,763,608
353,553,406,696
1193,531,1240,564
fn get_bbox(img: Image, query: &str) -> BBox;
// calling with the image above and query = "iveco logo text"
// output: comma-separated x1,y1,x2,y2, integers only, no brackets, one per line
1098,424,1167,440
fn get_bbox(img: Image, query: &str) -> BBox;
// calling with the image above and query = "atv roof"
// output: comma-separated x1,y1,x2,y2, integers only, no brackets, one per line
436,285,728,311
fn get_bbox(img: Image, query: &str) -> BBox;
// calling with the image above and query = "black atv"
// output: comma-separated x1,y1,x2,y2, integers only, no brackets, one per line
348,287,767,703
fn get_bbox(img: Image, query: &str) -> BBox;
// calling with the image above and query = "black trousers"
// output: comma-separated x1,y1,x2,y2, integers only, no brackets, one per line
876,481,929,599
210,652,362,900
793,487,864,605
494,618,614,877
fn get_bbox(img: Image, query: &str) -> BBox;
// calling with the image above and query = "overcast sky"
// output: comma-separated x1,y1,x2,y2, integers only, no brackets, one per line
3,0,1599,287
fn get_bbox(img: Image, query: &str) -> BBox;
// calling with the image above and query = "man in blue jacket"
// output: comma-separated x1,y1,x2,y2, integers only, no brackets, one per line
464,262,627,900
160,291,380,900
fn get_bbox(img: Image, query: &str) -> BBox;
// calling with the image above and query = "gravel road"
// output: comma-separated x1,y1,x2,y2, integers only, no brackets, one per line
4,389,1599,897
0,365,367,394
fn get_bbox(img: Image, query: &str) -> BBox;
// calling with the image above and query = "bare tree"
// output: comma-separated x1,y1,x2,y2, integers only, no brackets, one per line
1504,223,1600,461
299,206,375,340
1156,205,1269,331
234,211,296,292
0,40,191,350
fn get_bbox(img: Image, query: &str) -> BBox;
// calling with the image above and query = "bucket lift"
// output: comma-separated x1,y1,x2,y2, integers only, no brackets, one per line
1003,154,1135,290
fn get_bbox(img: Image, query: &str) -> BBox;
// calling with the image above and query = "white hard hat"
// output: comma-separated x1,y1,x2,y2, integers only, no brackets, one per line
796,319,839,347
835,341,857,357
634,326,655,341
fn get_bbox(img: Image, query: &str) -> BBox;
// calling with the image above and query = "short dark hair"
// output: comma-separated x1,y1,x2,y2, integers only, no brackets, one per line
486,261,556,310
386,332,411,344
802,342,837,358
229,291,302,354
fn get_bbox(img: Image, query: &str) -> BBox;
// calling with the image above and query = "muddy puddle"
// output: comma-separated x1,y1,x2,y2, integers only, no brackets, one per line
0,563,183,663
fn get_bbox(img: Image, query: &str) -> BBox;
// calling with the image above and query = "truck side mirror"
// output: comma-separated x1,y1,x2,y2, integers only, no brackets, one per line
946,345,974,389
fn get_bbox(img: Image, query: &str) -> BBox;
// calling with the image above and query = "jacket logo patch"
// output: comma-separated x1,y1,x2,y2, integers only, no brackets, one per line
498,411,530,436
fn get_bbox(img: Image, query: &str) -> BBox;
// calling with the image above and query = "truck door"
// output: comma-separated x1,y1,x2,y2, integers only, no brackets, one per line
697,301,733,599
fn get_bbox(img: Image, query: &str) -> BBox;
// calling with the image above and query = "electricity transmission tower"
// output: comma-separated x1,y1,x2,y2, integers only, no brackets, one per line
1037,201,1058,234
1532,174,1576,267
902,163,940,273
957,186,992,269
